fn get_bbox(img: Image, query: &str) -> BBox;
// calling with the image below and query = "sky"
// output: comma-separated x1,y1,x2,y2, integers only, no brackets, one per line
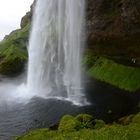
0,0,34,40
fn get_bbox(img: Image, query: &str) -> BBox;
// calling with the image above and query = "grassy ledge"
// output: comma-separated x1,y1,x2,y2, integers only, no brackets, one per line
14,113,140,140
88,57,140,92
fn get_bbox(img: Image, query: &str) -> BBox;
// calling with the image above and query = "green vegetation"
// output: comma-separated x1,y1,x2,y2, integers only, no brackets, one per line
0,45,27,75
94,119,106,129
83,49,99,68
75,114,95,129
58,114,95,132
0,23,30,75
87,57,140,92
14,113,140,140
58,115,81,132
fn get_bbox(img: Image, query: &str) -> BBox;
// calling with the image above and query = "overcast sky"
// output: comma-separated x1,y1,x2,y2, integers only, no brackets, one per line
0,0,34,40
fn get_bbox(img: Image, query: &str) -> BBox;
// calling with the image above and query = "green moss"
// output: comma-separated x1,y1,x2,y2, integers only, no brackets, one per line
76,114,95,129
88,57,140,92
0,45,27,75
118,115,134,125
14,113,140,140
0,24,30,75
83,49,99,68
132,112,140,124
3,23,30,43
58,115,80,132
14,125,140,140
94,119,106,129
14,129,49,140
58,114,95,132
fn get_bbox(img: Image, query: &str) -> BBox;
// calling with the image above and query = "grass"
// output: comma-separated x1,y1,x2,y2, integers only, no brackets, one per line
14,113,140,140
0,45,27,75
0,23,30,75
88,57,140,92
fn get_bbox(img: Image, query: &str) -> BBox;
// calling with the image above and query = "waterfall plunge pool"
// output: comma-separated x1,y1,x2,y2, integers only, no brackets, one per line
0,76,139,140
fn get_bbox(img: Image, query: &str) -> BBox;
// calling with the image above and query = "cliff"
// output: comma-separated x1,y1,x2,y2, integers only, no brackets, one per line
87,0,140,60
85,0,140,92
0,0,139,91
0,2,33,76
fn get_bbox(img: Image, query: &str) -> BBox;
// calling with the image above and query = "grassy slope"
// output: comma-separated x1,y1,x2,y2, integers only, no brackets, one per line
14,113,140,140
87,57,140,92
0,24,30,75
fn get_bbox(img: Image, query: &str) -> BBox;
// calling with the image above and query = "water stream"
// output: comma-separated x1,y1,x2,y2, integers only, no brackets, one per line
27,0,87,105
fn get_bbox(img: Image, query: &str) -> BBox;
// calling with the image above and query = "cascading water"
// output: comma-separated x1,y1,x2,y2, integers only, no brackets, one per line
27,0,87,105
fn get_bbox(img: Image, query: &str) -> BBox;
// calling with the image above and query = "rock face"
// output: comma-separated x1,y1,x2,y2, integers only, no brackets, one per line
87,0,140,58
20,0,36,28
27,0,140,59
20,12,32,28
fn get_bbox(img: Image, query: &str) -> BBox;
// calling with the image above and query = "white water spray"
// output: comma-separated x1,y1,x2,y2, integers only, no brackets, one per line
27,0,87,105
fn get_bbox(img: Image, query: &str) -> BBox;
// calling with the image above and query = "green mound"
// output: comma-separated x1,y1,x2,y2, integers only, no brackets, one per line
0,23,30,75
14,113,140,140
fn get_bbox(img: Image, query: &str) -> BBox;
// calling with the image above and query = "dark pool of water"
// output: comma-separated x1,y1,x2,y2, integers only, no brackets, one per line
0,78,140,140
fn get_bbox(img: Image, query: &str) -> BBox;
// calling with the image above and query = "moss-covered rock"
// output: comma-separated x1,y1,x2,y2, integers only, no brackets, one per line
20,12,32,28
0,23,30,76
0,0,32,76
59,114,95,132
76,114,95,129
118,115,134,125
94,119,106,129
0,45,27,75
58,115,80,132
13,112,140,140
83,49,99,68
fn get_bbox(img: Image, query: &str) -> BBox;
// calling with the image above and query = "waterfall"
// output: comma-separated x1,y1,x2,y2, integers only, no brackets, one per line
27,0,87,105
